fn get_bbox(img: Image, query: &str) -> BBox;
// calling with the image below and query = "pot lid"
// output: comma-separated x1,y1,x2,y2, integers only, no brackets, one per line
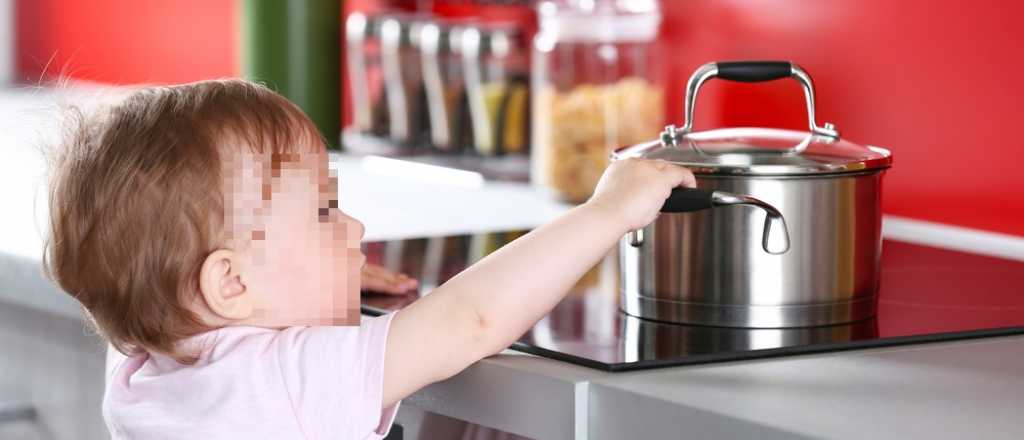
613,61,893,176
613,126,892,176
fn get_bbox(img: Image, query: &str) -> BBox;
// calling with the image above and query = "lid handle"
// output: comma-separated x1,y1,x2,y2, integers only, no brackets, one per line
717,61,791,82
676,61,839,141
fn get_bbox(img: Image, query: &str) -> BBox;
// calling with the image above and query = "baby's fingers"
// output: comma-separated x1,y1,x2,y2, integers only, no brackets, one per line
361,264,418,295
362,273,414,295
663,162,697,188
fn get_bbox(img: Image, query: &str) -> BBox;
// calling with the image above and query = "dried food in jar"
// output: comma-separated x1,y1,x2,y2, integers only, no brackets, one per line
535,77,664,202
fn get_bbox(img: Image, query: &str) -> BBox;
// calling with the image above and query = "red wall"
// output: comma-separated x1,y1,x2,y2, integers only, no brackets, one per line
16,0,236,84
16,0,1024,237
659,0,1024,237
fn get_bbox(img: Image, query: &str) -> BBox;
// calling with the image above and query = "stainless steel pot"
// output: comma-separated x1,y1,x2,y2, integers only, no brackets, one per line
616,61,893,328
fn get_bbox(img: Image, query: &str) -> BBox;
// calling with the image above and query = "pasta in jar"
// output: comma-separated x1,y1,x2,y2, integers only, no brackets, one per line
533,78,664,202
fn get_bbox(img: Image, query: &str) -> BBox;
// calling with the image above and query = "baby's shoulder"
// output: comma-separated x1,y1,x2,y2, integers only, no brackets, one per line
204,318,391,367
278,316,391,348
273,324,368,356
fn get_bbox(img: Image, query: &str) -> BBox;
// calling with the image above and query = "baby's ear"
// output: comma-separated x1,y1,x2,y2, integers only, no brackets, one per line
198,249,253,321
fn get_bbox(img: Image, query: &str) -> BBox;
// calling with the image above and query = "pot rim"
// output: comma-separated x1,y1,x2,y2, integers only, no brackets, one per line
612,127,893,177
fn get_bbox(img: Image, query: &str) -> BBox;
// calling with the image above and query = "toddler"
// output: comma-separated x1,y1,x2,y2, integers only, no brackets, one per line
43,79,693,439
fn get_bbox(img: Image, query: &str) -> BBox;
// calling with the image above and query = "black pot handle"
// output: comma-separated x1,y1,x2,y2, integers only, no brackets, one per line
661,187,715,213
716,61,792,82
629,186,713,247
631,187,791,254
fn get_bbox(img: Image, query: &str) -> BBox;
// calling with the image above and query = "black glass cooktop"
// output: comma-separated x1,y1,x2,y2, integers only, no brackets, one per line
361,230,1024,372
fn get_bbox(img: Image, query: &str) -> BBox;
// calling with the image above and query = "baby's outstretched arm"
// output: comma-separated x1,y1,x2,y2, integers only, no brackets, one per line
382,159,695,406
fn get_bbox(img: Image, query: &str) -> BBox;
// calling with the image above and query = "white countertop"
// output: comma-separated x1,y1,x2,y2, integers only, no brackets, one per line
585,334,1024,439
408,333,1024,440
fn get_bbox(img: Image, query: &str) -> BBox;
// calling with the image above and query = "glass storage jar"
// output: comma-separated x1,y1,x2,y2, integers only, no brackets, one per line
345,12,388,137
531,0,665,203
420,19,473,153
380,14,431,147
462,22,530,157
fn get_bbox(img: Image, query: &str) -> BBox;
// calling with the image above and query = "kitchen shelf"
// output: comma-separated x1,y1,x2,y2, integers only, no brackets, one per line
341,129,531,183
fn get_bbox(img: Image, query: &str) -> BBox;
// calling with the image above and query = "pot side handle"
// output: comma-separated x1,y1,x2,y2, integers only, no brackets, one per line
628,187,791,255
661,187,715,213
628,187,716,248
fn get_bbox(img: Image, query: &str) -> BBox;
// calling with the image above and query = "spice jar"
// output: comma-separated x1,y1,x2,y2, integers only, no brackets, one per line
531,0,665,203
345,12,389,137
420,20,472,153
461,23,530,157
380,14,431,147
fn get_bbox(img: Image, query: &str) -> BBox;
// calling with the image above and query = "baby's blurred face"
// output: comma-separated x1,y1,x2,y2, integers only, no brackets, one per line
225,149,365,327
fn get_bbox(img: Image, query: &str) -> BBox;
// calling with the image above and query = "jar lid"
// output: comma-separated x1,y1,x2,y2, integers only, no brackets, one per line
613,126,892,176
536,0,661,43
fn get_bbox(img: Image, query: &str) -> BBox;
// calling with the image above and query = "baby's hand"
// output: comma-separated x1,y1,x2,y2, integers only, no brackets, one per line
586,158,697,232
361,263,418,295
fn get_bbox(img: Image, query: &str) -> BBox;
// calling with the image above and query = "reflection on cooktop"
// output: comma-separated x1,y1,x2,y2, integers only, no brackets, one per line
361,230,1024,371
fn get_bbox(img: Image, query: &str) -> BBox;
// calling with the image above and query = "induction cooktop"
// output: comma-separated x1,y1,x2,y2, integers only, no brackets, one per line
360,230,1024,372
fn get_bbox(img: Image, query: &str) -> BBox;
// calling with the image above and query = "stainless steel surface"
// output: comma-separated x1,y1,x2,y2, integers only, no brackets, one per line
345,12,375,133
381,15,428,144
710,191,790,254
0,402,35,424
789,65,840,138
459,27,489,152
620,315,878,362
628,228,643,247
678,63,717,135
420,22,467,151
614,126,892,176
619,172,885,328
615,61,891,328
380,17,411,142
633,60,893,176
419,22,451,148
679,62,839,138
626,190,791,255
461,24,525,156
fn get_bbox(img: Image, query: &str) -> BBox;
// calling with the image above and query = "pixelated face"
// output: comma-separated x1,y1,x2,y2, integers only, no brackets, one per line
225,149,365,327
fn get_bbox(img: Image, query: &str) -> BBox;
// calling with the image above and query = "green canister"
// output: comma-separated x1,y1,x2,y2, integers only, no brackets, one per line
241,0,341,149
